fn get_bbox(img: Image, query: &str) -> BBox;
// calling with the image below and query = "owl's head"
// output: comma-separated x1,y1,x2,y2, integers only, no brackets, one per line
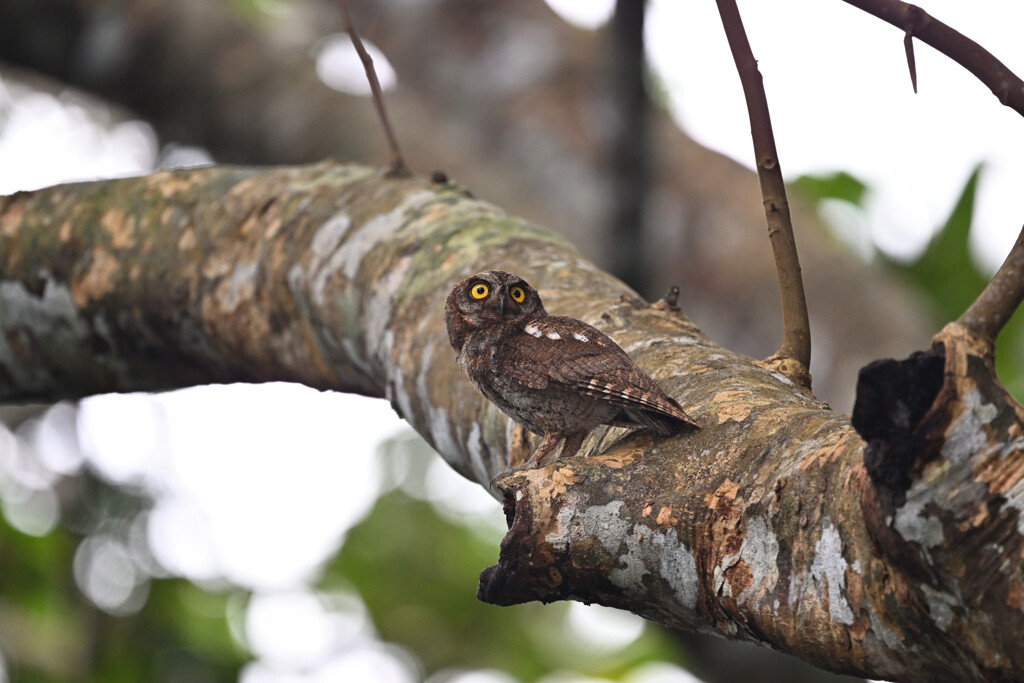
445,270,546,351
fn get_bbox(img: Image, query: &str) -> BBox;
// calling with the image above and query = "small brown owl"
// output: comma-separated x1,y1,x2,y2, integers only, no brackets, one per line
445,270,699,467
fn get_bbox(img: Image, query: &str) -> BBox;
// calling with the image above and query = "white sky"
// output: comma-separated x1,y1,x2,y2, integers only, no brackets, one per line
1,1,1021,681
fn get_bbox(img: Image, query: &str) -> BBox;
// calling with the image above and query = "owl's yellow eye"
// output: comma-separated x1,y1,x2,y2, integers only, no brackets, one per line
509,286,526,303
470,283,490,299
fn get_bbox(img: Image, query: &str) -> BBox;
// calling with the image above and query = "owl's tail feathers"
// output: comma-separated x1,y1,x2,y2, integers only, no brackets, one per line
621,400,700,436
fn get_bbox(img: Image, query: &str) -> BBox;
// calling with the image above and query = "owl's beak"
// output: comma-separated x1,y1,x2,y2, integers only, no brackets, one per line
495,295,505,316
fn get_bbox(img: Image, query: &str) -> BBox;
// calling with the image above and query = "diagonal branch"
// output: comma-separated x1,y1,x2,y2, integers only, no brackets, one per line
337,0,411,177
714,0,811,385
958,226,1024,346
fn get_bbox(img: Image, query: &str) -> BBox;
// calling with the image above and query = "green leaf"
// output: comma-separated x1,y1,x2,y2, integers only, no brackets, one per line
884,165,989,323
791,171,870,207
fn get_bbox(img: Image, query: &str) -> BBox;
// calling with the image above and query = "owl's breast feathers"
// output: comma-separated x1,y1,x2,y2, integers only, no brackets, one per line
495,315,699,434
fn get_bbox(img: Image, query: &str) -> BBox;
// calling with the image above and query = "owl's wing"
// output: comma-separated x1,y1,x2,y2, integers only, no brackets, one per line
497,315,698,433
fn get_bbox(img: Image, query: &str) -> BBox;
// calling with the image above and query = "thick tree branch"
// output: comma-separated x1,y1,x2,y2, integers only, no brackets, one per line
715,0,811,386
3,164,1023,680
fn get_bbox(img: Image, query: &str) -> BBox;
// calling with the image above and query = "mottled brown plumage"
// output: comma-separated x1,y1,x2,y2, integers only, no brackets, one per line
445,270,699,467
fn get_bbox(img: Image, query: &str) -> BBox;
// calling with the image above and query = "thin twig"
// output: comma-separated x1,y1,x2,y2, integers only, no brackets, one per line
714,0,811,378
841,0,1024,117
337,0,411,177
959,227,1024,346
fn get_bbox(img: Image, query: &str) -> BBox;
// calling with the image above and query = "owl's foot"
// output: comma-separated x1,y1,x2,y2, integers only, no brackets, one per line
526,431,564,466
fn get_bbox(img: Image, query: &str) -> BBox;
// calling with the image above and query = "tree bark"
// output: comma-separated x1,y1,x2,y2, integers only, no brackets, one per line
2,163,1022,681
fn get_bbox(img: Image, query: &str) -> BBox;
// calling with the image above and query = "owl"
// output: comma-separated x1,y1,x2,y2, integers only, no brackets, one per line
445,270,699,467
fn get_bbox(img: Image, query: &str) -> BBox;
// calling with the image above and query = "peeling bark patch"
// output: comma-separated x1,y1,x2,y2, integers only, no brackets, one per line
71,247,118,307
178,227,197,251
101,208,136,248
537,467,576,500
0,201,25,237
706,478,739,510
656,505,674,527
807,524,854,625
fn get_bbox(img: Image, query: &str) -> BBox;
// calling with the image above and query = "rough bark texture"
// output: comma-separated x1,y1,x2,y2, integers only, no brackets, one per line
2,164,1023,681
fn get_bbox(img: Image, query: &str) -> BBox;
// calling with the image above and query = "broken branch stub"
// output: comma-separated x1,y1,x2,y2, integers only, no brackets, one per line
852,322,1024,679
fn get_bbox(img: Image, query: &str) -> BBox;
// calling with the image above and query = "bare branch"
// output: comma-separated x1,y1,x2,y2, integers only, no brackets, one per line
841,0,1024,116
714,0,811,384
958,227,1024,346
337,0,411,177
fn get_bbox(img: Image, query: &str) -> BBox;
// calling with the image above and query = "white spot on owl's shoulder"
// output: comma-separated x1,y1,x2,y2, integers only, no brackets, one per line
546,331,561,340
573,332,589,342
524,323,542,338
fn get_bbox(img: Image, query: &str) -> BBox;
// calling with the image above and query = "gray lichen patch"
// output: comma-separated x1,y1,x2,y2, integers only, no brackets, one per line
790,523,854,626
338,190,436,280
809,524,855,625
736,516,780,605
942,386,998,466
541,500,699,614
0,280,95,396
893,497,944,549
921,583,956,632
214,261,259,314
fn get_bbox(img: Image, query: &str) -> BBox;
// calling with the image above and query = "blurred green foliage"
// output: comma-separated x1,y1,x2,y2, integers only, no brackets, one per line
0,432,685,683
794,166,1024,400
325,493,682,682
0,479,247,683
